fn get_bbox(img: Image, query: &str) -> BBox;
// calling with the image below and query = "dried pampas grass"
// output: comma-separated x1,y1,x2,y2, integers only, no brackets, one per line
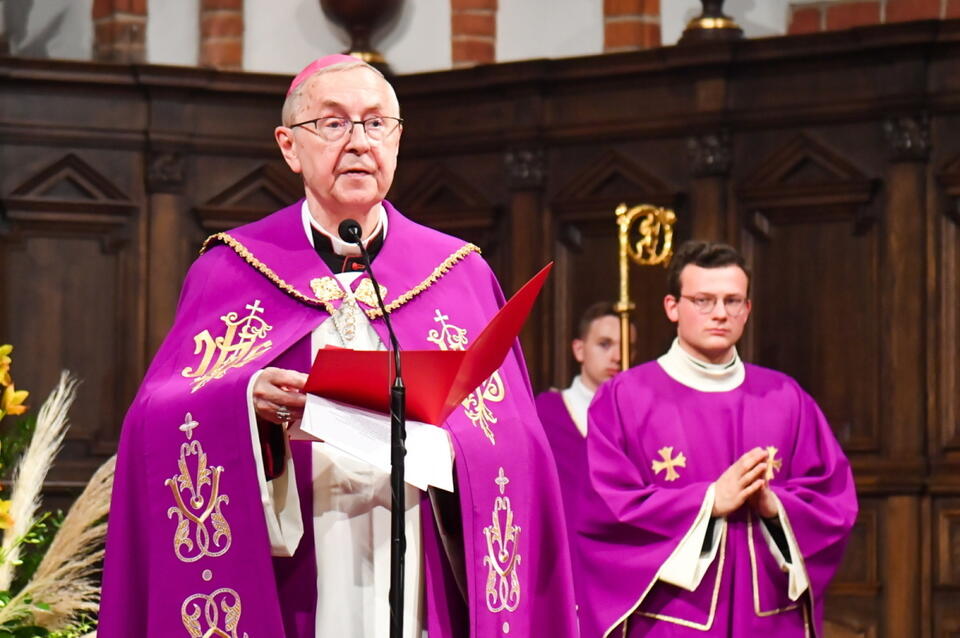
0,371,116,632
23,453,115,629
0,371,77,590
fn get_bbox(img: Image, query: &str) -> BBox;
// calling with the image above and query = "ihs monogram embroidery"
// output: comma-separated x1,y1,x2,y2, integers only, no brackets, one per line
181,588,248,638
166,413,232,562
181,300,273,393
764,445,783,480
483,467,522,615
651,446,686,482
426,308,505,445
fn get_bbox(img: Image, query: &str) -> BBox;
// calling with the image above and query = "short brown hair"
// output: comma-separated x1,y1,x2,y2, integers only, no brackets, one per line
666,240,750,298
575,301,618,340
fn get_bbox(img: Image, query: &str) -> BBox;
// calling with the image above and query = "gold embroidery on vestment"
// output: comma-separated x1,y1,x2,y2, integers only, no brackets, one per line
181,587,248,638
181,300,273,393
310,276,343,303
484,467,522,613
202,232,479,317
765,446,783,480
166,413,232,563
353,278,388,308
633,524,728,631
651,446,686,482
426,308,503,444
746,510,800,616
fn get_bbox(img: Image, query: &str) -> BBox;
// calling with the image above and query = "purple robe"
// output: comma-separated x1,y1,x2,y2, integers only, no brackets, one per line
99,200,578,638
535,390,587,542
576,361,857,638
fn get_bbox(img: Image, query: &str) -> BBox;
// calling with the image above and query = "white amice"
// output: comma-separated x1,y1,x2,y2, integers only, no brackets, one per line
560,374,594,437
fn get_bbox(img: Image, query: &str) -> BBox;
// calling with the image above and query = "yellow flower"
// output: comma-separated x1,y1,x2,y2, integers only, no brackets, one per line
0,344,12,387
0,500,13,530
0,383,28,416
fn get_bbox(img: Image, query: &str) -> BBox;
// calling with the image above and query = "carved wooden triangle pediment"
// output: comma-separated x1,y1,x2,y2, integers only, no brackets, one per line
194,163,302,232
396,164,490,211
552,150,675,219
393,163,496,231
738,134,878,236
7,153,133,213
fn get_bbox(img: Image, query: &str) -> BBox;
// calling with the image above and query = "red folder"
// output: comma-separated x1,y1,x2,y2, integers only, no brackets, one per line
304,263,552,425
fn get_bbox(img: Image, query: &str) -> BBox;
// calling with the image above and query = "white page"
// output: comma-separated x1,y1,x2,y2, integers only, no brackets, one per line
290,393,455,493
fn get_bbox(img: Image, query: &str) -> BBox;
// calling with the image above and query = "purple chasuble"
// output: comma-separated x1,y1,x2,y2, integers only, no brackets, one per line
576,361,857,638
535,391,587,544
99,200,578,638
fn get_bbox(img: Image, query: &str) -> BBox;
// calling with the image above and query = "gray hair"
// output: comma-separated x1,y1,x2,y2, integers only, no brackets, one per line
281,61,400,126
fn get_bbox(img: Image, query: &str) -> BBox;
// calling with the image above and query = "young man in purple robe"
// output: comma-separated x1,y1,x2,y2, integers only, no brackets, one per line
576,240,858,638
535,302,621,535
99,55,578,638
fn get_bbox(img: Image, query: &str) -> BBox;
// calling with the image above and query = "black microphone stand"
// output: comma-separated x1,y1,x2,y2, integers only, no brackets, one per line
340,220,407,638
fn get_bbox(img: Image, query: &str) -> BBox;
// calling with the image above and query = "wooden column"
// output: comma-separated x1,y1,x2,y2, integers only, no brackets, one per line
505,146,547,389
879,112,930,638
145,152,188,359
687,130,733,243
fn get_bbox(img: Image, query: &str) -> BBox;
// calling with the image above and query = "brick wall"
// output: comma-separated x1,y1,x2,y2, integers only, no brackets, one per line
200,0,243,70
789,0,958,34
604,0,660,53
451,0,496,68
92,0,146,63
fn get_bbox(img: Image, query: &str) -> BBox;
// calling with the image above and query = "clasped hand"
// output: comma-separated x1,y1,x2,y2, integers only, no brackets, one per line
711,447,779,519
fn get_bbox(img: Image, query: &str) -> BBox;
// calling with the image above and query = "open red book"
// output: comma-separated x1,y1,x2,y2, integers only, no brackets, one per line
303,263,552,425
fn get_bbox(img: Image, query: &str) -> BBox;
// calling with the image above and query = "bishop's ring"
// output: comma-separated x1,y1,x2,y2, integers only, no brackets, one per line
276,405,291,427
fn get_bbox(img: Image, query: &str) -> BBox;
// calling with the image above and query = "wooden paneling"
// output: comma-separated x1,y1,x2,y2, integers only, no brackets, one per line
4,19,960,636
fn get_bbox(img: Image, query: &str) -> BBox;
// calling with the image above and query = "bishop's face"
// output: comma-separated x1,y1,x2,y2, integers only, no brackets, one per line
664,264,751,365
275,67,402,232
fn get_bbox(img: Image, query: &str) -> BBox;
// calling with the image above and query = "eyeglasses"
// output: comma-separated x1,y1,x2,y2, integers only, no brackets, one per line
289,116,403,142
680,294,748,317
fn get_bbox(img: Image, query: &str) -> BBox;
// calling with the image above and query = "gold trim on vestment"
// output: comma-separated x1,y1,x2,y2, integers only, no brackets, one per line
746,510,800,616
632,524,727,631
605,512,728,637
202,232,480,318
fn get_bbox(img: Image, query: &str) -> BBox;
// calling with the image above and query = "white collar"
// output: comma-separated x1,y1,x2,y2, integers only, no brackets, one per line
656,338,745,392
560,375,594,437
300,200,388,256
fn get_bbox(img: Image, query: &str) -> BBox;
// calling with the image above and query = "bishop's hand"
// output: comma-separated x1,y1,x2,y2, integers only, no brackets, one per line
712,447,769,517
253,367,307,427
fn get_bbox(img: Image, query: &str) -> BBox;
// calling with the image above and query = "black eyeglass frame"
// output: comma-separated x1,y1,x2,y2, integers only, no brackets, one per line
288,115,404,141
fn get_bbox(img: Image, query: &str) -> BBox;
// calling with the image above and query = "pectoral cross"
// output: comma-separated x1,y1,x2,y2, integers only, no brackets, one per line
651,446,686,482
765,446,783,480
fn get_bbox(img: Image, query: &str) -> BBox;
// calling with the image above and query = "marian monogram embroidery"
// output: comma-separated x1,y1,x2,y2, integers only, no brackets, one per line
181,300,273,393
166,413,232,563
651,446,686,482
764,445,783,480
426,309,504,445
181,588,248,638
483,467,522,614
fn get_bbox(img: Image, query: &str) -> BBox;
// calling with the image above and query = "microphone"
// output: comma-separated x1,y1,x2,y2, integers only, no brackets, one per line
337,218,363,244
337,219,402,369
337,217,407,638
